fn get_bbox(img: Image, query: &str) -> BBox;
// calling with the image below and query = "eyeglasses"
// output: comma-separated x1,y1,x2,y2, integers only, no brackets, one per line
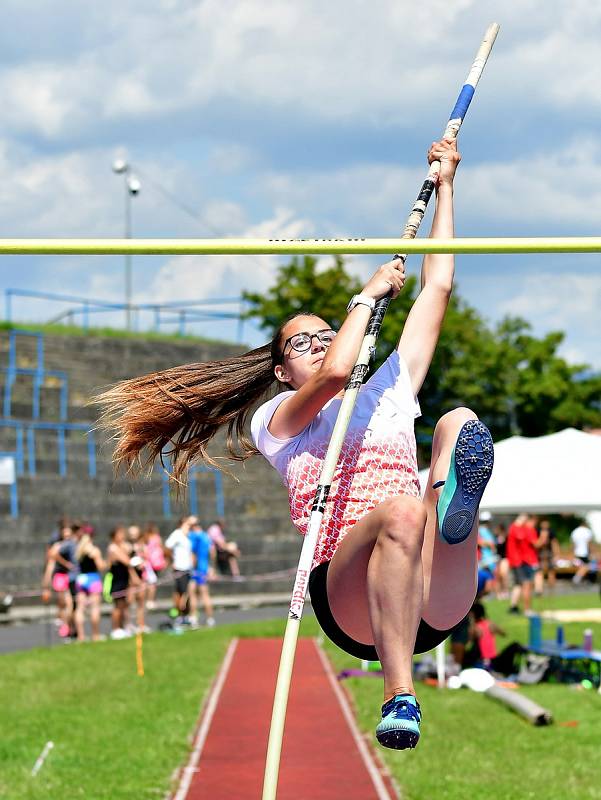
282,328,337,355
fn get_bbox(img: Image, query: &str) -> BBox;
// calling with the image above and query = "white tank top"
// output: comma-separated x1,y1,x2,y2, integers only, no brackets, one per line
251,351,421,570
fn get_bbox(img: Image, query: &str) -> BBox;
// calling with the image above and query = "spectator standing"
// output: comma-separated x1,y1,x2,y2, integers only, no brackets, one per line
188,519,216,628
164,516,194,623
107,526,139,639
74,527,105,641
507,514,534,615
520,514,540,609
143,523,166,610
535,519,559,594
477,511,497,595
207,518,241,579
571,522,594,584
494,522,510,599
128,524,149,633
67,521,84,636
42,525,76,639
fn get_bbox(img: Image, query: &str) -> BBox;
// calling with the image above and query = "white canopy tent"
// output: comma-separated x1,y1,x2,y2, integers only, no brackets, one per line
419,428,601,540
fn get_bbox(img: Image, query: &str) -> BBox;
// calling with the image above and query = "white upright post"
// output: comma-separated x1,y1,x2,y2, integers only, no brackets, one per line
435,641,446,688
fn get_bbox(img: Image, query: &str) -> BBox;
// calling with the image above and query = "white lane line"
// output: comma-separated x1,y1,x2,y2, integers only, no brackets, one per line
172,637,239,800
315,640,400,800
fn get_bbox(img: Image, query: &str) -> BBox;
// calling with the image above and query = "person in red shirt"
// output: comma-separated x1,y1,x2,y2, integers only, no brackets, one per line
465,602,525,675
507,513,539,615
471,602,502,665
519,515,540,614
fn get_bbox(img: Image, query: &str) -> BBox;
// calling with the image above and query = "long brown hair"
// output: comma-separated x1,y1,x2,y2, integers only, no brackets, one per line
95,313,319,484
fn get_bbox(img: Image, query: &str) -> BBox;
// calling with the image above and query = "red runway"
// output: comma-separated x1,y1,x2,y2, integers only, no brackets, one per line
176,637,398,800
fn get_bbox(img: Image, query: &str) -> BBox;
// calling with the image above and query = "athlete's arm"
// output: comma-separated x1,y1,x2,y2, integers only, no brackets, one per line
398,139,460,395
268,260,405,439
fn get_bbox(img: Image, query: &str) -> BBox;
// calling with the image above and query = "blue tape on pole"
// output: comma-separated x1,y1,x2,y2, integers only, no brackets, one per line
449,84,475,121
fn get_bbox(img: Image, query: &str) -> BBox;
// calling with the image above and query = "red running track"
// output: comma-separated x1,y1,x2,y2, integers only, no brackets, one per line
178,638,398,800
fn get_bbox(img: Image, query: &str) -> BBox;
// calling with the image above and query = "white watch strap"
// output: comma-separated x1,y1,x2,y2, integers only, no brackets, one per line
347,293,376,313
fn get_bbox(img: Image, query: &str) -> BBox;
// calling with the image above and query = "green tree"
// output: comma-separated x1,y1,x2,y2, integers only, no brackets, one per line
243,254,418,346
244,256,601,457
493,318,601,437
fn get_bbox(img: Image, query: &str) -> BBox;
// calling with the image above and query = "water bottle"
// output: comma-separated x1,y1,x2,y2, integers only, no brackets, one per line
529,615,542,648
556,625,565,647
583,628,593,653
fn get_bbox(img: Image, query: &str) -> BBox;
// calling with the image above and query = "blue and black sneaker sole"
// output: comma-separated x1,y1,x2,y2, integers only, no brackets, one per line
437,419,494,545
376,728,420,750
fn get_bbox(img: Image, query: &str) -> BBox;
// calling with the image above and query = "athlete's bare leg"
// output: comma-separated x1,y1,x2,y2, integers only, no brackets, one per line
421,408,480,629
327,495,426,700
325,406,485,702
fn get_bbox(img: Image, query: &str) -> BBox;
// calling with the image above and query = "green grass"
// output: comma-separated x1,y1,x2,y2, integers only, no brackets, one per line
1,595,600,799
323,591,601,800
0,320,239,347
0,617,317,800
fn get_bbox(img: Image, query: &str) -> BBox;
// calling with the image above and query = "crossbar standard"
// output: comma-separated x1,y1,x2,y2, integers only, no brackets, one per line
1,237,601,255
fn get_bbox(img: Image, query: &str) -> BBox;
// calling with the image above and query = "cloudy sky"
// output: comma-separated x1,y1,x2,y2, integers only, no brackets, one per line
1,0,600,367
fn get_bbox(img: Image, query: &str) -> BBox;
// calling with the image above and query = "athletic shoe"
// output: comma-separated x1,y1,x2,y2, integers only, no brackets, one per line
375,694,421,750
206,616,216,628
436,419,494,545
110,628,128,640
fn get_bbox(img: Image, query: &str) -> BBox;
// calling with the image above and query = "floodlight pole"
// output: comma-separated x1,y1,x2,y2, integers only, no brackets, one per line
124,183,132,331
112,159,141,330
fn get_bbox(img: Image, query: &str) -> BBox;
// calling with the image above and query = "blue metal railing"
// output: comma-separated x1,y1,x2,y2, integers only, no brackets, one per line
1,330,69,421
0,324,224,520
0,420,96,518
0,420,96,479
5,288,249,341
159,463,224,520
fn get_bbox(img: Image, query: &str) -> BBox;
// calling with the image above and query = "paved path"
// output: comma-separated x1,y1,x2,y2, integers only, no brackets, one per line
176,638,398,800
0,603,295,654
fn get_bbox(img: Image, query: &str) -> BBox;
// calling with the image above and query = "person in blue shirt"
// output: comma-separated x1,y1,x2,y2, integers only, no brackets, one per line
477,511,498,596
188,517,216,627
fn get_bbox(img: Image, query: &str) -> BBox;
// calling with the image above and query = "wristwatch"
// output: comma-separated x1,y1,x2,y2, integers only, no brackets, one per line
346,294,376,314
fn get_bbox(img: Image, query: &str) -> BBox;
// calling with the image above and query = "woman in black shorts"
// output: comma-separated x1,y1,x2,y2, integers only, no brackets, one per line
107,526,139,640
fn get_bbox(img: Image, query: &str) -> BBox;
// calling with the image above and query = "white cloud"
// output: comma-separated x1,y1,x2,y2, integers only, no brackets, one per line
1,2,601,366
499,272,601,327
8,1,601,140
147,206,314,302
497,271,601,367
254,136,601,233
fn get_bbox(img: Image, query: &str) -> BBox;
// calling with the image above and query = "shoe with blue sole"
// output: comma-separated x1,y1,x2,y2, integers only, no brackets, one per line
375,694,421,750
436,419,494,545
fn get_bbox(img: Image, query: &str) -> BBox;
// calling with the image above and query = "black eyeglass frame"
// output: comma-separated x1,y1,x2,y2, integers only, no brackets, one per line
281,328,337,358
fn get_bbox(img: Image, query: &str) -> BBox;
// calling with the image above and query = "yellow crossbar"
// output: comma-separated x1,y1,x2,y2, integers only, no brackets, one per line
0,237,601,256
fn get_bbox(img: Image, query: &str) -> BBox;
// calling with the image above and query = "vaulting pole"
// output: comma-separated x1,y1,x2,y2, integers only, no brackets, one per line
261,22,500,800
